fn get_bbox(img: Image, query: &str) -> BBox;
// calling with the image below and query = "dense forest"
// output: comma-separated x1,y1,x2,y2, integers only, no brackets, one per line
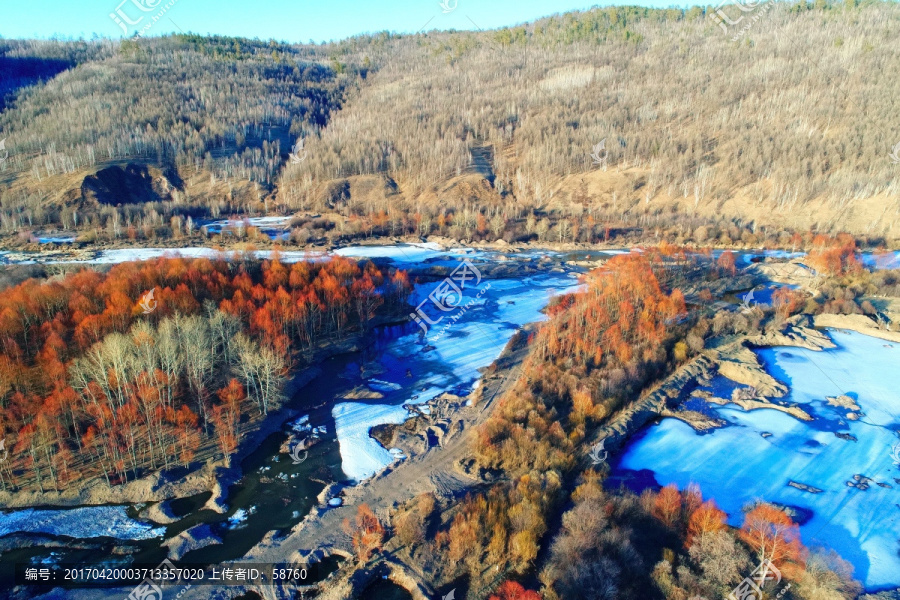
2,2,900,247
0,254,411,491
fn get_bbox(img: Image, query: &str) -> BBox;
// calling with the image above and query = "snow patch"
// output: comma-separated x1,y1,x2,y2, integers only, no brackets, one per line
332,402,410,481
333,243,445,263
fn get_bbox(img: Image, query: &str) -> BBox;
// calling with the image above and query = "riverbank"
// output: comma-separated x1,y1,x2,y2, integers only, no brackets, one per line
597,311,885,445
4,231,898,268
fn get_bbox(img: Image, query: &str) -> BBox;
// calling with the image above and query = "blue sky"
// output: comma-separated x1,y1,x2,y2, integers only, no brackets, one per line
1,0,691,43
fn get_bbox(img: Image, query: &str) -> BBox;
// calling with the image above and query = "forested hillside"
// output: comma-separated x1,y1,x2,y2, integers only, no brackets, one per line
0,39,108,112
0,35,365,239
287,2,900,243
2,2,899,246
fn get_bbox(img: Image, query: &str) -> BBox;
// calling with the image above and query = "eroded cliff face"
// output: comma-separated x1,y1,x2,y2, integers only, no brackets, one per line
81,163,181,205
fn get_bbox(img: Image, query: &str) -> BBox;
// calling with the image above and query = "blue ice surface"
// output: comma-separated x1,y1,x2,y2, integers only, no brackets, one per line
332,257,582,482
741,284,799,307
861,251,900,271
36,236,77,244
613,330,900,590
0,505,165,540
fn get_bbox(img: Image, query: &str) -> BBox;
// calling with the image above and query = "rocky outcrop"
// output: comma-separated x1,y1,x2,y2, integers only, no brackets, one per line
814,313,900,343
747,315,836,350
659,408,726,431
165,524,222,560
82,164,181,205
598,355,715,449
141,500,180,525
202,469,234,514
861,591,900,600
313,558,430,600
598,330,824,443
826,395,861,411
788,481,823,494
727,396,812,421
384,557,431,600
709,343,788,398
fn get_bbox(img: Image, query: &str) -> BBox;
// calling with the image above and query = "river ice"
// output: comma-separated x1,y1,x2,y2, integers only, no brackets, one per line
0,506,165,540
615,330,900,590
330,262,583,483
331,402,411,481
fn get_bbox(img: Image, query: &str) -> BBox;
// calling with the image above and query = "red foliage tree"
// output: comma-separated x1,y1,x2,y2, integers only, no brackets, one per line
653,484,682,527
686,499,727,547
488,581,542,600
343,503,385,562
739,503,806,573
807,234,861,276
0,254,408,491
717,250,737,276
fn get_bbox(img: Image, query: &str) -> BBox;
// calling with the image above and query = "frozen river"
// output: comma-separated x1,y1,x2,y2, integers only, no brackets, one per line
612,329,900,590
0,242,897,593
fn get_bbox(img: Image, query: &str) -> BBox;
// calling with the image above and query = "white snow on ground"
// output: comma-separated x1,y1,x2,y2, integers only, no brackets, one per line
367,379,402,392
0,248,328,265
199,217,293,240
492,276,584,325
333,243,446,262
204,216,293,229
0,506,165,540
84,248,327,264
226,507,255,529
289,414,311,433
738,250,806,265
0,244,460,266
331,402,410,481
618,330,900,590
